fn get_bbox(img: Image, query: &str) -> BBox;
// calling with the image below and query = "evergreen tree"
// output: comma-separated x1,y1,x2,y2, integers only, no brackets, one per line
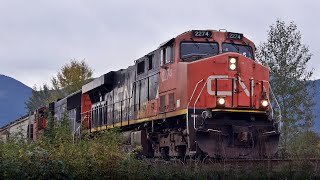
256,19,316,156
25,84,55,112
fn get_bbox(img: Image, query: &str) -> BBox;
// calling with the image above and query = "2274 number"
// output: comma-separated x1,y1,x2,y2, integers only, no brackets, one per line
192,30,212,38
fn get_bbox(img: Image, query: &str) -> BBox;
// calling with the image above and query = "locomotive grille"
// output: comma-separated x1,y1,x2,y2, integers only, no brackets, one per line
160,95,165,113
168,93,175,111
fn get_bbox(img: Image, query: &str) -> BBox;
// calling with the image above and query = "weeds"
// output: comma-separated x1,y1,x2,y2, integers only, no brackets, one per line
1,118,320,179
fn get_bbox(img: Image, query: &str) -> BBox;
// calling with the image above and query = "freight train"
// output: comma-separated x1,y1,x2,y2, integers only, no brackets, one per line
0,30,280,159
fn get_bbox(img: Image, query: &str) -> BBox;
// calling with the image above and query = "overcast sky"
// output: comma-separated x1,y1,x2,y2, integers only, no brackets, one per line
0,0,319,87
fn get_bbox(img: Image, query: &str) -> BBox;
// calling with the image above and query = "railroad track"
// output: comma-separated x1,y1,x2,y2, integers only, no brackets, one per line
141,158,320,179
144,157,320,167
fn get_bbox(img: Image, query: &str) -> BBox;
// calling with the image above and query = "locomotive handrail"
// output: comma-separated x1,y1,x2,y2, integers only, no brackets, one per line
134,72,159,83
193,76,234,110
264,81,282,131
82,73,163,130
90,97,132,128
187,79,204,107
262,84,274,119
192,76,232,130
191,77,281,131
192,77,210,130
193,77,210,114
73,114,89,143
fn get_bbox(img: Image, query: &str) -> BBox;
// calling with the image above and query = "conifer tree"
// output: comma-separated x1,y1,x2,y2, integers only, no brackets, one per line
25,84,54,112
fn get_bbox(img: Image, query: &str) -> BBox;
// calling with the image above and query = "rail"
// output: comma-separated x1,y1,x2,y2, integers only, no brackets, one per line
82,73,162,130
187,79,204,107
72,114,88,143
89,97,133,129
191,76,280,131
90,72,162,130
263,81,282,131
192,76,235,130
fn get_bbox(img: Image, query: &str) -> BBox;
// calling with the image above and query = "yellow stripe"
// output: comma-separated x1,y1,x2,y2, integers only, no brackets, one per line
90,108,265,132
90,109,188,132
211,109,266,113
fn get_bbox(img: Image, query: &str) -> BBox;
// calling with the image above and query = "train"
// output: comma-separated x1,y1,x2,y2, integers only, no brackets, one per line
0,30,280,159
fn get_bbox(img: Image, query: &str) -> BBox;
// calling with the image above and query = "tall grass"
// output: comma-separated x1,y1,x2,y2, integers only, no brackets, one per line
1,115,320,179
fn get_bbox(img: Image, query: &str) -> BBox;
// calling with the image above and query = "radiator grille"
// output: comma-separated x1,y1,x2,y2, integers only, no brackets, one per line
169,93,175,111
160,95,165,113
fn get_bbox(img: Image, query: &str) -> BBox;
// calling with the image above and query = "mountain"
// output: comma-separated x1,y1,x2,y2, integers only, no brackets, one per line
0,75,32,127
313,80,320,132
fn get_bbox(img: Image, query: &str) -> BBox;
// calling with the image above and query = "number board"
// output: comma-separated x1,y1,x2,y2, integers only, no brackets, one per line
192,30,212,38
227,32,243,40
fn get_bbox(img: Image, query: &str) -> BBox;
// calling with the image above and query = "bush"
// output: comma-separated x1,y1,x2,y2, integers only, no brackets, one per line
1,119,320,179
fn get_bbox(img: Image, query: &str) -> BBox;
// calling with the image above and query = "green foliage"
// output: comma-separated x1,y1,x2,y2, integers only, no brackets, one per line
52,59,93,95
25,59,93,112
1,122,320,179
0,117,124,179
256,19,317,157
288,131,320,158
25,84,57,112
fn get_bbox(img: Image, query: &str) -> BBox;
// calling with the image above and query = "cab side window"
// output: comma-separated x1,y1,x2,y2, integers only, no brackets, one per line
160,46,173,66
148,54,153,70
137,61,145,74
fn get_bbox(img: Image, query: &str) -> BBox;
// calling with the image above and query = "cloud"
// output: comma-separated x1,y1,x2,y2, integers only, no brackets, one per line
0,0,319,87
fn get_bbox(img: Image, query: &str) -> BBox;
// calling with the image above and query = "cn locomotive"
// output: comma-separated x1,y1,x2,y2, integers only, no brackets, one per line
0,30,280,159
79,30,280,159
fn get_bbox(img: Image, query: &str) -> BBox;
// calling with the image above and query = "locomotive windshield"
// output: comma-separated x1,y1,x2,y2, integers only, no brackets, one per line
222,43,254,59
180,42,219,62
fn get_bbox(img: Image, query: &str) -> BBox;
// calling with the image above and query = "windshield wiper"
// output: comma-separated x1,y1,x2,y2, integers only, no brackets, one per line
230,44,240,53
243,46,253,59
205,39,216,51
181,53,207,60
190,38,199,49
182,53,207,59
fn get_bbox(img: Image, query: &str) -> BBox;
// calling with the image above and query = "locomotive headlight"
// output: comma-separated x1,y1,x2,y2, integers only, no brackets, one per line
229,57,237,64
261,100,269,107
229,64,236,70
217,97,226,105
229,57,237,70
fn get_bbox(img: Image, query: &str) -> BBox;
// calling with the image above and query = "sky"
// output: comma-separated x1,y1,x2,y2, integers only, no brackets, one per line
0,0,319,88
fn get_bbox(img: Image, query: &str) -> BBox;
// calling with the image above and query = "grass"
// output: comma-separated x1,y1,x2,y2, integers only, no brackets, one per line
1,124,320,179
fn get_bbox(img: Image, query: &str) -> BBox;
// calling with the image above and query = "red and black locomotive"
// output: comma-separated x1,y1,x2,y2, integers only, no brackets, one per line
78,30,280,159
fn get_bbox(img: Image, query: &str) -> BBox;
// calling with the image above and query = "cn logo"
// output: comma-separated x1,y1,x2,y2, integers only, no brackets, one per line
161,68,173,82
207,75,250,96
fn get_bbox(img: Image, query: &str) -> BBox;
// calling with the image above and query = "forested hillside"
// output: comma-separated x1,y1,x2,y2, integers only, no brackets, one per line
0,75,31,127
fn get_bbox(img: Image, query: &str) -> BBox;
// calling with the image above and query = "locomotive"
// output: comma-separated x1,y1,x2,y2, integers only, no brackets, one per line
0,30,280,159
79,30,280,159
0,107,47,142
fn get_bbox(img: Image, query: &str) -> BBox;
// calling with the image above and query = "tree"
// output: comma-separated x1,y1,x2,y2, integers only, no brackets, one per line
25,59,93,112
25,84,56,112
289,131,320,158
256,19,316,155
52,59,93,95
